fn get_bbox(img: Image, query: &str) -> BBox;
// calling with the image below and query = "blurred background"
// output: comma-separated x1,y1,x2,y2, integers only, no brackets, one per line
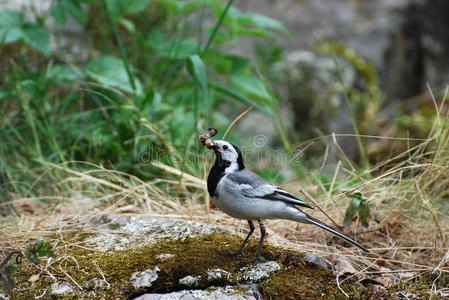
0,0,448,225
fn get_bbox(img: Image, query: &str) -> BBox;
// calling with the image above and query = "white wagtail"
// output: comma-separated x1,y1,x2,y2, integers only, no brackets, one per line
200,128,368,266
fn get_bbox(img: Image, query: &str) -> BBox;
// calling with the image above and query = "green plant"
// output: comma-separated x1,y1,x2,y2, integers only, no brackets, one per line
342,190,371,227
313,171,373,228
0,0,291,203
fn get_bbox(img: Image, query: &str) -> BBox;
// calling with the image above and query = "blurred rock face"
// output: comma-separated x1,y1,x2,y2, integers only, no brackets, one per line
238,0,448,100
237,0,449,162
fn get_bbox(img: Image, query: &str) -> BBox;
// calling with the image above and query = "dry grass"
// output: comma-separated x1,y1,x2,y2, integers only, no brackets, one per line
1,89,449,297
2,136,448,272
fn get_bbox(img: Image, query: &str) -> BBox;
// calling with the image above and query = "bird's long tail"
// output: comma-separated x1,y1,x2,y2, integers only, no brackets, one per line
304,214,369,252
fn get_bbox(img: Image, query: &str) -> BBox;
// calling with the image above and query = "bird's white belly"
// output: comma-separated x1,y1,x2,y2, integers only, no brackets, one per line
213,178,301,220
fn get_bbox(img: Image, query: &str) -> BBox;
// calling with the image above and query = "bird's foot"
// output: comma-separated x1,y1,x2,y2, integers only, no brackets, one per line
224,249,245,259
241,257,267,269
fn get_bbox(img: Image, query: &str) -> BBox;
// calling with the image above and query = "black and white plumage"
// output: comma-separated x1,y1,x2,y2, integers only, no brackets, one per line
206,139,368,266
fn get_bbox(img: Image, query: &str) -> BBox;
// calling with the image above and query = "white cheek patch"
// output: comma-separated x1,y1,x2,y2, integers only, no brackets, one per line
224,162,239,174
220,150,237,163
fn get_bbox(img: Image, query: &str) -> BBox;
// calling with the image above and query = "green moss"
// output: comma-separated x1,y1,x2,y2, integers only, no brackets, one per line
7,229,440,299
389,272,449,299
6,231,250,299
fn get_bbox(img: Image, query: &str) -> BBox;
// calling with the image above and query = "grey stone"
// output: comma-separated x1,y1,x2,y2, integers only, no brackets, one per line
130,267,160,289
156,253,175,261
179,275,201,287
133,286,257,300
85,278,108,290
238,261,281,282
302,253,333,270
207,268,231,281
85,214,232,251
50,282,76,295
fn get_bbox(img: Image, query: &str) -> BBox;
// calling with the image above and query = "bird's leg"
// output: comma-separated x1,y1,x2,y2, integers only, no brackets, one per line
226,220,255,258
252,218,266,267
241,218,267,267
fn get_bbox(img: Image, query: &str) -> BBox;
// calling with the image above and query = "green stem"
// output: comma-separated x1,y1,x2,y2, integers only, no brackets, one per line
102,0,136,92
203,0,234,52
273,105,291,153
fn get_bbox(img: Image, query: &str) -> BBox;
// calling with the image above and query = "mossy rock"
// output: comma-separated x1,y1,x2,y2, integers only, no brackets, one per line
2,214,446,299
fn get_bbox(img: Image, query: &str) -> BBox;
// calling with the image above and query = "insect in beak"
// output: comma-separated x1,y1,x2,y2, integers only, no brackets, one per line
199,128,218,150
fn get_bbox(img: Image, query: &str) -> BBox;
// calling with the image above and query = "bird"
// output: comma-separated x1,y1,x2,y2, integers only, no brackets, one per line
202,133,369,267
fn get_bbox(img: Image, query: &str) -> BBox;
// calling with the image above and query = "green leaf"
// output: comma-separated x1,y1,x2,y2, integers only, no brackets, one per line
220,7,290,36
314,172,332,192
146,30,199,59
343,198,360,227
117,17,135,33
51,2,67,25
105,0,125,19
186,54,209,122
231,73,273,105
359,201,371,228
24,249,39,264
138,89,162,117
237,13,290,35
86,55,142,94
63,0,87,23
21,24,50,55
0,9,24,43
45,63,83,85
186,54,207,88
24,241,54,263
163,39,198,59
177,0,221,14
126,0,153,14
0,9,50,54
106,0,152,19
346,190,367,202
34,241,54,258
209,83,273,116
0,9,23,27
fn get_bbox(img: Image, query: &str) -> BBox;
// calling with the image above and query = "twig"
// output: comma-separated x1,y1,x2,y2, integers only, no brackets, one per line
59,265,83,290
336,273,349,298
332,133,356,173
222,106,253,140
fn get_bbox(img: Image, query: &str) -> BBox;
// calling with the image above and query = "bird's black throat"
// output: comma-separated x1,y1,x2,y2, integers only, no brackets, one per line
207,143,245,197
207,154,229,197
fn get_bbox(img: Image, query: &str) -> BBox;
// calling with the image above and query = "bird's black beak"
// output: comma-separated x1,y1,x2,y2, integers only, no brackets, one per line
205,140,216,150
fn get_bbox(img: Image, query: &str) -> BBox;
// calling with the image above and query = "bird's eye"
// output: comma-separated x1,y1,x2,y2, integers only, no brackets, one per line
222,145,228,150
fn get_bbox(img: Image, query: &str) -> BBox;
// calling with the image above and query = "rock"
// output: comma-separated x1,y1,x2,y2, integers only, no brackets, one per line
302,253,333,270
207,268,231,281
85,278,108,290
50,282,76,295
236,0,449,100
156,253,175,261
130,267,160,289
238,261,281,282
86,214,227,251
134,286,258,300
179,275,201,287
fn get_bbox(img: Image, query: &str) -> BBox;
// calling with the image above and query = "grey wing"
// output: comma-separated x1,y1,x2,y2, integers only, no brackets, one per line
226,169,313,209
